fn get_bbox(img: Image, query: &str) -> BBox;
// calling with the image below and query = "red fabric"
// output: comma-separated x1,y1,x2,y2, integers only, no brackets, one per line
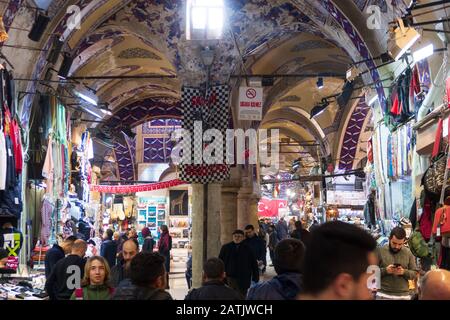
412,65,421,95
11,119,22,174
390,95,400,115
257,198,287,217
420,197,433,241
432,119,443,158
368,137,373,164
446,77,450,108
158,232,170,252
432,206,450,236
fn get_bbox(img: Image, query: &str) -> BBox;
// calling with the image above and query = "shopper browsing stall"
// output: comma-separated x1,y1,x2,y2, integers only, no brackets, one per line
44,235,76,278
45,240,88,300
376,227,418,300
158,225,172,288
100,229,117,268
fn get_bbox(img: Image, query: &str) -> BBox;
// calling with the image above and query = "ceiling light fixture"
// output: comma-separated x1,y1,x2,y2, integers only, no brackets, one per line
316,77,324,89
75,91,97,106
413,43,434,62
368,95,378,106
388,18,421,61
310,99,330,119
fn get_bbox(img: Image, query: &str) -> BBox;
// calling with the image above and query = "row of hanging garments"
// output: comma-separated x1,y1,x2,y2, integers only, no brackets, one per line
385,61,430,128
0,66,23,219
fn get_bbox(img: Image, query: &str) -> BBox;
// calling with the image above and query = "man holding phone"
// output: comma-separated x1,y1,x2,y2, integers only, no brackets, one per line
376,227,418,300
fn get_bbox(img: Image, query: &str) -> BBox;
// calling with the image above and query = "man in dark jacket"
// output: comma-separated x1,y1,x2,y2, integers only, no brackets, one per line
244,224,266,274
112,252,172,300
268,225,279,266
276,217,289,241
110,239,138,287
247,239,305,300
45,240,87,300
290,220,311,250
185,258,243,300
100,229,117,268
219,230,259,297
44,236,76,278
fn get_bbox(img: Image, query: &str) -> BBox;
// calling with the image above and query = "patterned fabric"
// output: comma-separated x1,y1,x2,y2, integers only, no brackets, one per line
179,85,230,183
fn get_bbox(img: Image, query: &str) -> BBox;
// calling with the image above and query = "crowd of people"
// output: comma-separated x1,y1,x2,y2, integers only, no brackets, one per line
42,218,450,300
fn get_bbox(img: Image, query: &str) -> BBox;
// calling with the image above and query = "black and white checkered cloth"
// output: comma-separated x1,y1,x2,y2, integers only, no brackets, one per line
179,85,230,184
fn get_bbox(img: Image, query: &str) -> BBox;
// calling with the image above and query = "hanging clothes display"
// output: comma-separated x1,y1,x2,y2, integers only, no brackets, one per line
0,66,22,219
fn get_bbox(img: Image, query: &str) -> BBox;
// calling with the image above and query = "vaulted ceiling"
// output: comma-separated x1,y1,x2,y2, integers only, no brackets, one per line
0,0,411,180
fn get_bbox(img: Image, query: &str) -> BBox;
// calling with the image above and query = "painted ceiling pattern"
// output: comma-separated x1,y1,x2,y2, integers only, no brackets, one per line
339,97,370,171
1,0,413,180
118,48,162,60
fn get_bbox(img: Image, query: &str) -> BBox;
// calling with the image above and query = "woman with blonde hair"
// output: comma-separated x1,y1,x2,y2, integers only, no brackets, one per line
71,256,114,300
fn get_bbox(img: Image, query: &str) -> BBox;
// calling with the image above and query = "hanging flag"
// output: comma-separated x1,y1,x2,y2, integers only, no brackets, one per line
179,85,230,183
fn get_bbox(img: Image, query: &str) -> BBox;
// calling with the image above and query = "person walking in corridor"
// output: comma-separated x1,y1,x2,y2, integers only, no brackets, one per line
185,258,243,300
219,230,259,297
268,225,279,266
158,225,172,289
276,217,289,241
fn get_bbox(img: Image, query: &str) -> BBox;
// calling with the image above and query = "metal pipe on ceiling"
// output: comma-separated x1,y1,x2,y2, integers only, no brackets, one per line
66,75,177,80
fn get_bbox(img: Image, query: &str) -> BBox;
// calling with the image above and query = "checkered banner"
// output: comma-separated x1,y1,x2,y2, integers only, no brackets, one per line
180,85,230,183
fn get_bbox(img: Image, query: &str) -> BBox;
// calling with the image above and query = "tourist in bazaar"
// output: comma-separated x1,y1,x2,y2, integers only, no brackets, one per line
376,227,418,300
268,224,279,266
218,230,259,297
247,239,304,300
44,235,76,278
419,269,450,300
100,229,118,268
112,252,172,300
71,256,114,300
110,239,138,287
45,240,88,300
290,220,311,250
141,227,155,253
243,224,266,275
185,258,243,300
299,221,377,300
276,216,289,241
158,224,172,288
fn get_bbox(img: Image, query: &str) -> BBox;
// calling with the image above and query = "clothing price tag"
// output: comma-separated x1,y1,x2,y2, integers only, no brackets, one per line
8,148,12,157
14,198,19,205
437,226,441,237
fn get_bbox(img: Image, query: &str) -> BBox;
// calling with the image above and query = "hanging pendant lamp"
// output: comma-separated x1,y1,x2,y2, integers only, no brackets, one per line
0,16,9,43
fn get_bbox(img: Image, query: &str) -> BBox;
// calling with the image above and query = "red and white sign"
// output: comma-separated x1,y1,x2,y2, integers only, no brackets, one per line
238,86,263,121
90,179,188,194
257,198,288,217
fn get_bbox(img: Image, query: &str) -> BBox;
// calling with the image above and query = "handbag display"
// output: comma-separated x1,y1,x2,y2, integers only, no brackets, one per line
422,119,450,198
432,205,450,237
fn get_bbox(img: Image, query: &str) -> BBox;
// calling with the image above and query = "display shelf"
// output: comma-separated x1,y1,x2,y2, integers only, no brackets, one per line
169,215,189,218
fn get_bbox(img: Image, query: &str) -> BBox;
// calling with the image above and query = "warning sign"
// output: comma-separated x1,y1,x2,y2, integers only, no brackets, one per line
238,86,263,121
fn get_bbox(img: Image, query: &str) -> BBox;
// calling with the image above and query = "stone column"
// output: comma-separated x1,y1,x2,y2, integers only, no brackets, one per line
191,183,204,288
220,186,239,244
207,183,222,258
237,186,253,229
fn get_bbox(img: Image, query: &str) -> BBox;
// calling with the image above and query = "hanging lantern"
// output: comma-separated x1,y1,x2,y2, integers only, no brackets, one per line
0,16,8,43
